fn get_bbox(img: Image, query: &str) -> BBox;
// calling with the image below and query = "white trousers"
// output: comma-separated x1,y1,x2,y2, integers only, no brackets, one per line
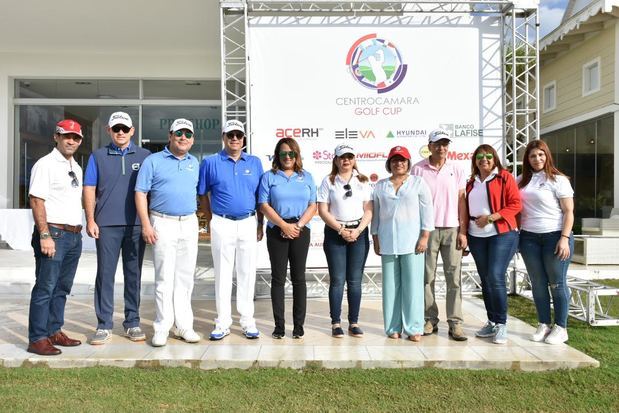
151,214,198,333
210,214,258,329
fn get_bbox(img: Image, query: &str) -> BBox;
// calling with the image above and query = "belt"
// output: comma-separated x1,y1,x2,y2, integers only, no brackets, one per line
469,216,478,220
48,223,82,233
150,210,194,221
338,218,361,229
215,211,256,221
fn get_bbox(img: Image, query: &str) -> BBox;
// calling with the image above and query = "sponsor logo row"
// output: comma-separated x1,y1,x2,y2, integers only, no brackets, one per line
275,124,483,140
264,149,474,162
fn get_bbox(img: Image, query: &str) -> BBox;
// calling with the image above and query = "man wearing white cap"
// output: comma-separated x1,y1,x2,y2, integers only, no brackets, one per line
198,119,264,340
84,112,151,345
412,128,468,341
135,118,200,347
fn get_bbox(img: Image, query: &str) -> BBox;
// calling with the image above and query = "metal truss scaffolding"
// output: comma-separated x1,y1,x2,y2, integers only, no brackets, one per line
503,4,539,173
221,0,540,156
216,2,619,328
510,264,619,327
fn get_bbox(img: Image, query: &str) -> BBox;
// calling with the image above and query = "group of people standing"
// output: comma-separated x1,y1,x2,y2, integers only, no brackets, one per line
24,114,574,356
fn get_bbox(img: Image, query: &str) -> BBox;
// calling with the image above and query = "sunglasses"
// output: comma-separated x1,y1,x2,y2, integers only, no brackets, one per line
174,130,194,139
111,125,131,134
475,153,494,160
343,184,353,198
279,151,296,158
226,132,244,140
68,171,79,188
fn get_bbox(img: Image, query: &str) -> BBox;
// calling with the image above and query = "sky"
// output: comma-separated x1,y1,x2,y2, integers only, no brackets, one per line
539,0,570,37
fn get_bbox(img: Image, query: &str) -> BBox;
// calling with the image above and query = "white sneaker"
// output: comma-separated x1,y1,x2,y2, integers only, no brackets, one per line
151,331,168,347
544,325,568,345
531,323,551,342
492,324,508,344
209,327,231,341
173,327,200,343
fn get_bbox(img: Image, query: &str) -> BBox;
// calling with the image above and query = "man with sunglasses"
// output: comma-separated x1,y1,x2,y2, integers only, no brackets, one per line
83,112,151,345
135,118,201,347
412,128,469,341
26,119,85,356
198,119,264,340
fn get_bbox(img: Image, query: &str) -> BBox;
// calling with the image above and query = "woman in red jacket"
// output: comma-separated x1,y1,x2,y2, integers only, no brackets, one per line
465,144,521,344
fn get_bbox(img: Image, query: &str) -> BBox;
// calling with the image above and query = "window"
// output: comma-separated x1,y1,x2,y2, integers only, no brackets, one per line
582,57,601,96
542,115,614,230
13,79,222,208
543,81,556,113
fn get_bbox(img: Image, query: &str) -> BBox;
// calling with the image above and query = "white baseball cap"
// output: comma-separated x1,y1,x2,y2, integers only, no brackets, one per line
170,118,194,133
223,119,245,134
334,144,356,157
108,112,133,128
428,128,452,143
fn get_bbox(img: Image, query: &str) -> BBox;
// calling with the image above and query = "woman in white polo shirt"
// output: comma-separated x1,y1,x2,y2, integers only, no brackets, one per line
518,140,574,345
318,144,373,338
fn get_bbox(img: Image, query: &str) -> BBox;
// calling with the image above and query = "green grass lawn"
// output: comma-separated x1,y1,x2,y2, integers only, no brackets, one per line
1,282,618,412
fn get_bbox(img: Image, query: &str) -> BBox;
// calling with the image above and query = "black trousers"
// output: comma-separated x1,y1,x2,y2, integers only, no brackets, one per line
266,225,310,331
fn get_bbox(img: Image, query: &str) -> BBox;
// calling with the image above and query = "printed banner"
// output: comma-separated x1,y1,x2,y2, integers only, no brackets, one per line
248,15,503,268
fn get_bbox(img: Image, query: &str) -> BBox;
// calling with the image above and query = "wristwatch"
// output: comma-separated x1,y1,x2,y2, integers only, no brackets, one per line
40,231,51,239
487,215,495,224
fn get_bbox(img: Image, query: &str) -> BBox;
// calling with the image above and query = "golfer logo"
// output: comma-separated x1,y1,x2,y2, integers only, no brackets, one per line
346,34,408,94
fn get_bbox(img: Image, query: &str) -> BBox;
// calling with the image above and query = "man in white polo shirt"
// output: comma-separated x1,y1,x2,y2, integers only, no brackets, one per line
412,128,468,341
27,119,85,356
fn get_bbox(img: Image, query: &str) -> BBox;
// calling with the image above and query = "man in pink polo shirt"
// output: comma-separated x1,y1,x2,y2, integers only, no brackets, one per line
412,129,468,341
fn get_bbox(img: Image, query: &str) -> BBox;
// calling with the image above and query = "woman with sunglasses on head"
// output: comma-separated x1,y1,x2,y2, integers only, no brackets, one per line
518,140,574,345
371,146,434,342
318,144,373,338
258,138,317,339
464,144,521,344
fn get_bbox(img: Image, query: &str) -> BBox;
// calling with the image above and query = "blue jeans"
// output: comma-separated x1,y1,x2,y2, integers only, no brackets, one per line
94,225,145,330
468,231,519,325
519,230,573,328
29,227,82,342
323,226,370,324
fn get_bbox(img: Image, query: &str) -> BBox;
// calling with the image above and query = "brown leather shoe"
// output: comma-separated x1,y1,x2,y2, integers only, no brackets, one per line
49,331,82,347
27,338,62,356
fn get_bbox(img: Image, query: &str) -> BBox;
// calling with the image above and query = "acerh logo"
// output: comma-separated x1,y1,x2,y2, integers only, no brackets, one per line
276,128,321,139
346,34,408,94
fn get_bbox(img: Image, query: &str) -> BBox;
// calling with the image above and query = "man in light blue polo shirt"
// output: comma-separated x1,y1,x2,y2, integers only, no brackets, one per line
198,119,264,340
135,118,200,347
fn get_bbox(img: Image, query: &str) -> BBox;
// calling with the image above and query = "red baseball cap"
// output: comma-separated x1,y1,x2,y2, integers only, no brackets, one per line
55,119,83,138
387,145,411,161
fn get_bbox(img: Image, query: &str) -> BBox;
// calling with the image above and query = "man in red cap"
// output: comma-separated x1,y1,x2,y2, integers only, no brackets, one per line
26,119,85,356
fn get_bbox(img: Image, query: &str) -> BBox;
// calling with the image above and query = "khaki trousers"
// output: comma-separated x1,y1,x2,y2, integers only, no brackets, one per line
424,227,463,325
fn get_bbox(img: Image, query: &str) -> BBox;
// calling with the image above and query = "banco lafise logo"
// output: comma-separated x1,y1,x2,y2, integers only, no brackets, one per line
346,34,407,94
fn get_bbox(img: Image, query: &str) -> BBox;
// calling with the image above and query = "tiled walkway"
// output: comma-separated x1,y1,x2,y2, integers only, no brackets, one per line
0,296,599,370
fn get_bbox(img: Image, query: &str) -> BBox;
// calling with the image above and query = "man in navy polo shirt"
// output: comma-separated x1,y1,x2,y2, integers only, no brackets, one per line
84,112,150,345
135,118,201,347
198,119,264,340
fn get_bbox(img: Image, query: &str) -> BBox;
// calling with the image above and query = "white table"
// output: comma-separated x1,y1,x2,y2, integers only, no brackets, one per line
0,209,96,251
